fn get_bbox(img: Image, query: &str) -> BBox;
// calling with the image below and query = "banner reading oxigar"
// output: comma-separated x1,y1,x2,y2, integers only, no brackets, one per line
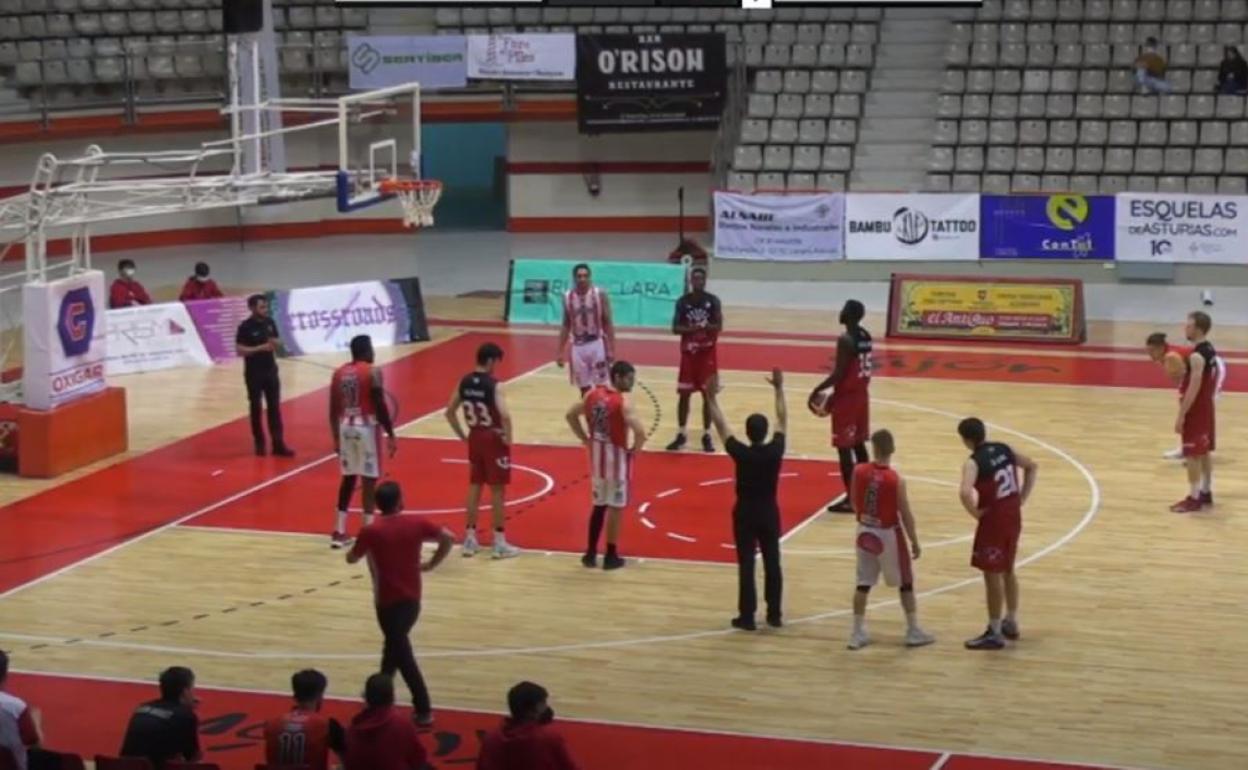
713,191,844,261
270,281,412,356
506,260,686,328
22,270,108,410
1115,194,1248,263
845,193,980,261
981,194,1115,259
576,33,727,133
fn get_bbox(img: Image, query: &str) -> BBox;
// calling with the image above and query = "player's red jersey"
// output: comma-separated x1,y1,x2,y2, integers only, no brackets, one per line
674,291,722,354
971,441,1022,515
331,361,377,422
264,709,332,770
1180,341,1219,404
851,462,900,529
834,326,873,397
584,385,628,449
458,371,503,436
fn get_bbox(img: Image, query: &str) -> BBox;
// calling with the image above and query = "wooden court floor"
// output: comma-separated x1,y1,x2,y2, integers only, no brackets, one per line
1,308,1246,770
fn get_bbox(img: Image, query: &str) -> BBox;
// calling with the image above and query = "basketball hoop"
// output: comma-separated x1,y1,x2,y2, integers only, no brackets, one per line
379,178,443,229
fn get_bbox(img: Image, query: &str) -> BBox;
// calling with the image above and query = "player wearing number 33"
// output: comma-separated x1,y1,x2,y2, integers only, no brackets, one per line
807,299,874,513
445,342,519,559
957,417,1038,651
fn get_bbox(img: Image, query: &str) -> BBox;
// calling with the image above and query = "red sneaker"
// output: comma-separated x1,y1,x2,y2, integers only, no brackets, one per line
1200,491,1214,508
1170,497,1202,513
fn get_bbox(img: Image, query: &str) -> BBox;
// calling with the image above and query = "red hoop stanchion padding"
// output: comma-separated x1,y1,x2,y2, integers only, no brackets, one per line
379,178,443,228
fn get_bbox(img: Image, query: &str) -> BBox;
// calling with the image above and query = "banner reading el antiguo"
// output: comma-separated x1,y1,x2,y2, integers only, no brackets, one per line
887,273,1086,344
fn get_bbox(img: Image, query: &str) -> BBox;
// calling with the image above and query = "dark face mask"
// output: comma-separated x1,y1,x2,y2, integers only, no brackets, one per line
538,707,554,725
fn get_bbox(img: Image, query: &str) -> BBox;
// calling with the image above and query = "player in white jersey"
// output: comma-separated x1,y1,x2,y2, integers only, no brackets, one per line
557,263,615,394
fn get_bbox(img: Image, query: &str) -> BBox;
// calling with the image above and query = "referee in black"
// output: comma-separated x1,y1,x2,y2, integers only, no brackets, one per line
706,369,786,631
235,294,294,457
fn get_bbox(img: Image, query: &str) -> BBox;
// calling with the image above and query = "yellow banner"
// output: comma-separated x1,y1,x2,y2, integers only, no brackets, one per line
888,274,1085,343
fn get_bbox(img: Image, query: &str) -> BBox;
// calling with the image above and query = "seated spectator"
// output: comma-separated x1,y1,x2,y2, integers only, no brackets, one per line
179,262,224,302
1217,46,1248,94
477,681,580,770
119,666,200,770
264,669,346,770
1134,37,1172,94
0,650,56,770
344,674,426,770
109,259,152,309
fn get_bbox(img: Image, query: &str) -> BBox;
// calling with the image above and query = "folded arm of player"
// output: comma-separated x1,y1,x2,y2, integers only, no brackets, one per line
371,368,397,457
565,400,591,446
959,459,982,519
496,386,513,446
808,336,852,412
1015,450,1038,507
444,388,467,442
1176,352,1206,433
422,528,455,572
898,477,921,560
624,400,647,453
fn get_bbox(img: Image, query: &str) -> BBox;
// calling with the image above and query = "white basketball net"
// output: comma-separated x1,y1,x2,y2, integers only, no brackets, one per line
391,181,443,229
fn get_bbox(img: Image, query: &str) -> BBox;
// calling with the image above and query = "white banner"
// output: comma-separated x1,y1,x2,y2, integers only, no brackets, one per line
1115,194,1248,263
467,33,576,81
22,270,108,410
713,191,844,261
104,302,213,376
272,281,411,355
845,193,980,261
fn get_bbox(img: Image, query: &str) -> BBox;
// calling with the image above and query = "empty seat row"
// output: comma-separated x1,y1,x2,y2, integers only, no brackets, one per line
732,144,855,172
943,68,1221,95
934,118,1248,147
937,93,1248,120
732,43,874,69
945,41,1229,68
754,69,867,94
12,51,224,84
747,92,862,118
3,0,214,12
739,117,858,144
0,33,219,58
737,22,878,45
0,6,363,39
930,145,1248,174
953,21,1248,45
434,6,882,27
727,170,848,193
975,0,1239,23
926,173,1248,196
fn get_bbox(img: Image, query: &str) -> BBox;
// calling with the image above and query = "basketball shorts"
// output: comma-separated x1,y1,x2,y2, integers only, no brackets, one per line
1181,403,1216,458
339,420,382,479
830,389,869,449
590,441,630,508
570,338,609,390
971,506,1022,573
468,430,511,486
677,347,718,394
855,525,913,588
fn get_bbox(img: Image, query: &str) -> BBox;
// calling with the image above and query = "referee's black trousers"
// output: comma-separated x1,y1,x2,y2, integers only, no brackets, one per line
244,368,284,449
376,599,432,716
733,506,783,621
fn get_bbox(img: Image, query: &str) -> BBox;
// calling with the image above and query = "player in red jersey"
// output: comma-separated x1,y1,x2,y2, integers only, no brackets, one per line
807,299,873,513
263,669,345,770
565,360,647,570
445,342,519,559
329,335,397,549
957,417,1038,650
1146,331,1228,460
557,263,616,394
1170,311,1220,512
666,266,723,454
847,429,933,651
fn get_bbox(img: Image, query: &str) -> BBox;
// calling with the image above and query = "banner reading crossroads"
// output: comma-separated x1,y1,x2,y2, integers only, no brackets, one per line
506,259,686,328
887,273,1086,344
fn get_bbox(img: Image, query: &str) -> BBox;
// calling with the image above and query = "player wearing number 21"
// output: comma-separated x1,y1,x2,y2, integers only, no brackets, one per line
957,417,1038,651
807,299,874,513
445,343,520,559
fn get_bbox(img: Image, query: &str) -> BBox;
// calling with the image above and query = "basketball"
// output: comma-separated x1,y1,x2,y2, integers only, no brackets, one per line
1164,352,1186,383
809,388,833,417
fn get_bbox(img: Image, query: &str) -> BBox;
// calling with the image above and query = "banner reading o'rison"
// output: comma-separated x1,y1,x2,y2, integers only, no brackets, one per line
845,193,980,261
713,191,844,261
1115,194,1248,263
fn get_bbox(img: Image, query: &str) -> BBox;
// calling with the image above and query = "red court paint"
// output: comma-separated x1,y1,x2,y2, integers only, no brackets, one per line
7,672,1124,770
187,438,837,564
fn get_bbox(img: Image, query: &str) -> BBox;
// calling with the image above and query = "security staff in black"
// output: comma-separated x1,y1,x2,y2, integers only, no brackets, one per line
706,368,787,631
236,294,294,457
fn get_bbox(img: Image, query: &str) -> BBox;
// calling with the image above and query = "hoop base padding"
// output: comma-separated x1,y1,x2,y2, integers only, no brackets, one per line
3,386,127,477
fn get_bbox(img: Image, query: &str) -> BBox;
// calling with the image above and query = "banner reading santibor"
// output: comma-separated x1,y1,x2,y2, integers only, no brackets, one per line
105,302,213,376
576,33,727,132
1115,194,1248,263
467,33,575,81
980,194,1115,259
845,193,980,261
713,191,844,261
887,273,1086,344
347,35,468,90
506,260,686,328
270,281,412,356
22,270,108,410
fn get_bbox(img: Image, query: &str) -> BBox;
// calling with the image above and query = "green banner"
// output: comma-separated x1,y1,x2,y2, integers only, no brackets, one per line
506,259,686,328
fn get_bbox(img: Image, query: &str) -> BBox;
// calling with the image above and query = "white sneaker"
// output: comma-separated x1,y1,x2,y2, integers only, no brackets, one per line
462,534,479,557
1163,447,1183,460
904,627,936,648
847,630,871,650
492,541,520,560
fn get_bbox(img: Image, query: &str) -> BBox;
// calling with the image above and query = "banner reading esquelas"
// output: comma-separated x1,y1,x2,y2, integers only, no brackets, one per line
713,191,844,261
845,193,980,261
1116,193,1248,263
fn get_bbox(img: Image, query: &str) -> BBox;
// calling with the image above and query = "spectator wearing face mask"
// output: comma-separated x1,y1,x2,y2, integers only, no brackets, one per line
476,681,580,770
179,262,224,302
109,259,152,309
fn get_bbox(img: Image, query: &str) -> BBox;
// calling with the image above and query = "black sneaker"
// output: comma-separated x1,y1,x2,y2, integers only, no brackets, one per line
826,498,854,514
272,445,295,458
665,434,687,451
602,554,626,571
1001,618,1020,641
413,711,434,727
254,443,267,457
964,627,1006,650
766,614,783,628
731,616,757,631
701,434,714,453
581,553,597,568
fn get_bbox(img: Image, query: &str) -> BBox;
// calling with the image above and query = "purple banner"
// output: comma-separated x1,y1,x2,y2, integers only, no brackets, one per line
184,296,252,362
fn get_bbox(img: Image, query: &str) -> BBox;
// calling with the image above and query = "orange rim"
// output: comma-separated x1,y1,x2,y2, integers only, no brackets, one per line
379,178,443,194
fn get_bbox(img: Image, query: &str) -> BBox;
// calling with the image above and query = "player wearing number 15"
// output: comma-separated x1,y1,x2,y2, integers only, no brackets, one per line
808,299,874,513
957,417,1038,651
445,342,519,559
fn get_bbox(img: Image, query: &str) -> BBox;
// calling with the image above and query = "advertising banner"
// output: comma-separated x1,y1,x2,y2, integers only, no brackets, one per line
506,260,686,328
184,296,253,362
1115,194,1248,263
980,194,1115,260
270,281,411,356
713,191,844,261
887,273,1086,344
22,270,108,410
845,193,980,261
347,35,468,90
104,302,213,376
466,33,575,81
576,33,727,132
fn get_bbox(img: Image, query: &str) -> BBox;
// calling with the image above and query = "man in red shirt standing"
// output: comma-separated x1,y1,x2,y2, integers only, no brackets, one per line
109,259,152,309
1170,311,1220,512
346,482,454,726
477,681,581,770
807,300,873,513
847,430,933,651
345,674,427,770
178,262,224,302
263,669,345,770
